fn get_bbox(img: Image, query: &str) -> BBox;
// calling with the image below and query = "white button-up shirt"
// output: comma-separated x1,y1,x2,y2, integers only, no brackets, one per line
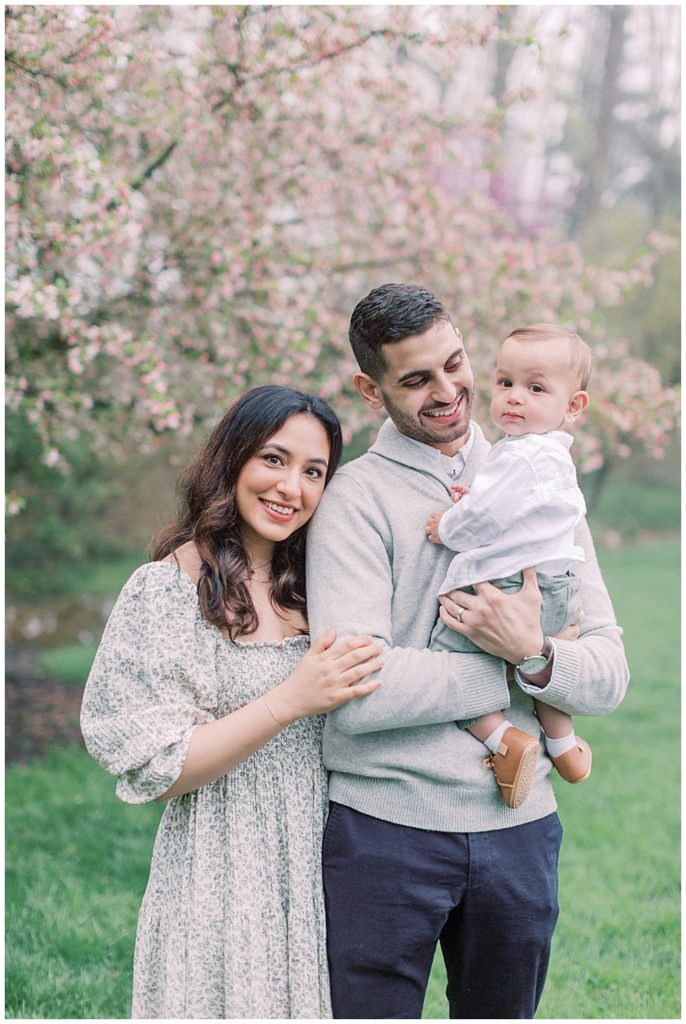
403,426,475,481
437,430,586,594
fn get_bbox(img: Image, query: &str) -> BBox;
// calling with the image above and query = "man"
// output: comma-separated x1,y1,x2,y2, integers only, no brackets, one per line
306,283,629,1019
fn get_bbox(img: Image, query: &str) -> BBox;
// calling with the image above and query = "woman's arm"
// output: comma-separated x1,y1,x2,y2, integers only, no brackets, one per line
157,630,382,799
82,565,381,803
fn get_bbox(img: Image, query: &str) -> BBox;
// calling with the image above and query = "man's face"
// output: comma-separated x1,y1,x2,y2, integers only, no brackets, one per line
356,319,475,455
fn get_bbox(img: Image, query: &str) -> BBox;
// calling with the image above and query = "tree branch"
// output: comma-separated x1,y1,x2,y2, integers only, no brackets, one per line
212,27,419,111
129,139,180,191
106,140,179,211
5,52,70,88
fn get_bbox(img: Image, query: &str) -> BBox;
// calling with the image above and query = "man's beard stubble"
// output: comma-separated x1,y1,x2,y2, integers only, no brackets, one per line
379,388,474,449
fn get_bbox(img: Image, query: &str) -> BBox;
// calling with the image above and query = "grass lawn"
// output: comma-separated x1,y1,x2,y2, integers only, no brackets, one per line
5,748,164,1018
6,541,680,1019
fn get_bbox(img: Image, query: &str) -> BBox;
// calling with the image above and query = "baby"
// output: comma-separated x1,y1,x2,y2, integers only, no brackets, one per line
426,323,593,808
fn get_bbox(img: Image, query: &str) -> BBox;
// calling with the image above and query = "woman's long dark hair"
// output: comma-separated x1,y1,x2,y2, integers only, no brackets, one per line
151,385,343,639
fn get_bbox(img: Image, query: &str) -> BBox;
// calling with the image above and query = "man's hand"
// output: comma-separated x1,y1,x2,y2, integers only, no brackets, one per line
425,511,444,545
438,566,544,664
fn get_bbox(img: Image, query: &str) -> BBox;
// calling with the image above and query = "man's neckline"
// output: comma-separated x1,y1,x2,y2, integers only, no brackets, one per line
391,423,475,463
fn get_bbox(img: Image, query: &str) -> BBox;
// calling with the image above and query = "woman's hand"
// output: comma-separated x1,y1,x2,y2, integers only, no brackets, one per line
157,630,382,800
268,629,383,724
438,566,544,665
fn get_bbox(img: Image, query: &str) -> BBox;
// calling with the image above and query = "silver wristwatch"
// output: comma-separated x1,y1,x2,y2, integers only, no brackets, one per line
516,637,554,675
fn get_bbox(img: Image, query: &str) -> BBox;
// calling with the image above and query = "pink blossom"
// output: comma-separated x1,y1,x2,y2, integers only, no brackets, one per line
5,4,678,477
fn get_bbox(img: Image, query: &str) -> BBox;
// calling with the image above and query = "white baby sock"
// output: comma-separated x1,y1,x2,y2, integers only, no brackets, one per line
543,731,578,758
483,721,512,753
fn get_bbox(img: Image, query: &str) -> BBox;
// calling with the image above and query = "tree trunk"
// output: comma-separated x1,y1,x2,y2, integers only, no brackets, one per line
583,458,614,514
572,5,629,231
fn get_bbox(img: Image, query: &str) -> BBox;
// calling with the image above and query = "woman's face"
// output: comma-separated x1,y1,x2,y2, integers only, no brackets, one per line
235,413,331,551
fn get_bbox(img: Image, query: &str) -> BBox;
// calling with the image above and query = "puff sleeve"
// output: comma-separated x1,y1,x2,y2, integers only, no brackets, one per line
80,564,217,804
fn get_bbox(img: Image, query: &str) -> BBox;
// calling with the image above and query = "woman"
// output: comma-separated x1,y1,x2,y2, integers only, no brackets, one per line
80,385,382,1019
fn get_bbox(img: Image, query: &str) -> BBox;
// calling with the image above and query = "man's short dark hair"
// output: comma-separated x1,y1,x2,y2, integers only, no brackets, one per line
349,283,452,380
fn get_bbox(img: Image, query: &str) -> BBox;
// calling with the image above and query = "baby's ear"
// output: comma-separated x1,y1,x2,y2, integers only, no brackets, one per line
565,390,589,425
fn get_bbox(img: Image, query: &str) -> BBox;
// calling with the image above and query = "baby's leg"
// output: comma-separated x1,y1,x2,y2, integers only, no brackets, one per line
534,699,592,784
534,701,574,740
467,710,508,745
467,712,539,810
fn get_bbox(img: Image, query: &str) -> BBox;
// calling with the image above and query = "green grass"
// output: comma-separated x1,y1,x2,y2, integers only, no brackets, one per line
538,541,681,1019
424,540,681,1018
5,747,164,1018
6,541,680,1019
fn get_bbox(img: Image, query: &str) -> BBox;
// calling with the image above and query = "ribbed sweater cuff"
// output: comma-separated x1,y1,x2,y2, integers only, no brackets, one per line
517,639,579,707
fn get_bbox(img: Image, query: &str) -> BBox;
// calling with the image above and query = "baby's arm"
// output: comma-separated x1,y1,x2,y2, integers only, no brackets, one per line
451,484,470,501
425,485,470,544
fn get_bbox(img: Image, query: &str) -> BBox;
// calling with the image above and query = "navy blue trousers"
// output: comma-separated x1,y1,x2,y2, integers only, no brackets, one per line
323,803,563,1019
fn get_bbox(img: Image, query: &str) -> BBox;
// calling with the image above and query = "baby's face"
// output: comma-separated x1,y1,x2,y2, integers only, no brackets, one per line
490,336,580,437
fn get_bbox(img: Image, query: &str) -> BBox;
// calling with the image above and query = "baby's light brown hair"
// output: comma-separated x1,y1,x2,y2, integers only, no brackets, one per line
505,323,592,391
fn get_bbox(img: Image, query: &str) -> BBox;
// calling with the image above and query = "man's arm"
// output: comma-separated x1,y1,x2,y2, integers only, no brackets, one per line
440,517,629,717
519,517,629,715
306,472,511,735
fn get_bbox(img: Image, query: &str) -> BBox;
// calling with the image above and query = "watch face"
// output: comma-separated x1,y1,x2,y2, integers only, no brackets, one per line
518,655,549,674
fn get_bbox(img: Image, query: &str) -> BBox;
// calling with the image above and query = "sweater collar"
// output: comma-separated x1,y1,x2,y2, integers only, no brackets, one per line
402,424,476,474
369,418,491,490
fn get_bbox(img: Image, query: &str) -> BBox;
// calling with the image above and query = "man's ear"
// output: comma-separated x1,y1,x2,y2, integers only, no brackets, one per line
354,372,385,411
565,390,589,425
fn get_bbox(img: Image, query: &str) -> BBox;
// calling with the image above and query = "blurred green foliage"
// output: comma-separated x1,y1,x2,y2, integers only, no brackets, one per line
581,444,680,539
38,644,99,687
579,202,680,386
6,412,134,597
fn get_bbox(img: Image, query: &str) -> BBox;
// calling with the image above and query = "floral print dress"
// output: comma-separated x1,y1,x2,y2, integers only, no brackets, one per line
80,562,331,1019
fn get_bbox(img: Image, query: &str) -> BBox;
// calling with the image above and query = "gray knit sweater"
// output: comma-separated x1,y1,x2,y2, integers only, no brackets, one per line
306,418,629,832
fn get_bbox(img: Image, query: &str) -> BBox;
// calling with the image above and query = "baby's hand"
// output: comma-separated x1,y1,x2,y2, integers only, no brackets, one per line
450,484,470,503
425,511,444,544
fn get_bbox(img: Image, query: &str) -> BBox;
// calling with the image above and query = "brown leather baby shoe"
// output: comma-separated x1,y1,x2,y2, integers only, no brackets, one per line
550,737,592,784
484,727,540,808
